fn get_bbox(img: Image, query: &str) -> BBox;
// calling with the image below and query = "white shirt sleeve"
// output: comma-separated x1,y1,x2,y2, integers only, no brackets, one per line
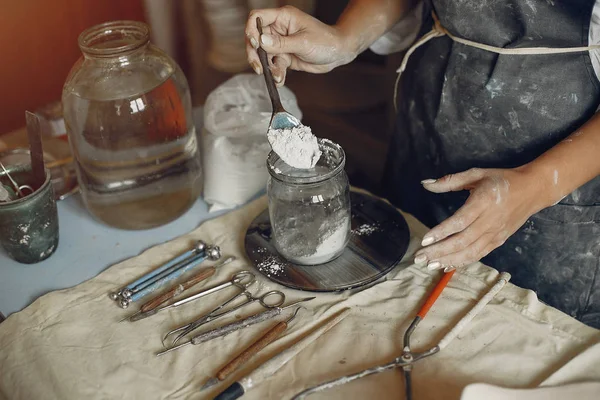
369,2,424,55
589,1,600,89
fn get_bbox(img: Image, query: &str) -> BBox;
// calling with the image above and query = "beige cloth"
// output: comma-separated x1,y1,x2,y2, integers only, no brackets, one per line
1,193,599,400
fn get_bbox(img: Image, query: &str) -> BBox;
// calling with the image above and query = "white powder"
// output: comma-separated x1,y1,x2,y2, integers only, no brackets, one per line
352,223,380,237
257,254,286,277
285,214,350,265
203,129,271,212
293,219,349,264
267,124,322,169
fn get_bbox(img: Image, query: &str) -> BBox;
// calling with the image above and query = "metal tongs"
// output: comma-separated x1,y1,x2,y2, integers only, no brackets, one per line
293,271,511,400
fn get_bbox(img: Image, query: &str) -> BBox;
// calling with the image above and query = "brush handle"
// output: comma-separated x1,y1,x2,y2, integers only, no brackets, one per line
140,267,216,312
217,321,287,381
256,17,285,113
240,308,351,390
417,270,456,319
438,272,511,349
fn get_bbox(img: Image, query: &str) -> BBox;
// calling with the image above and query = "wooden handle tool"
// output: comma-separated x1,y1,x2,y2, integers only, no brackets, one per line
200,307,302,392
140,267,216,312
256,17,285,114
217,307,301,380
255,17,301,131
121,256,235,322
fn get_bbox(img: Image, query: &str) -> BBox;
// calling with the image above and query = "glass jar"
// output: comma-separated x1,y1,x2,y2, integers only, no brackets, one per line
62,21,202,230
267,139,351,265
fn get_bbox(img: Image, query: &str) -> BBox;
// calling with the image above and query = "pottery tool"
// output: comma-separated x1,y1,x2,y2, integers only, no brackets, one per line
111,242,221,308
165,289,286,347
256,17,301,131
0,161,31,198
124,248,221,306
213,307,351,400
200,307,303,391
157,297,315,357
25,111,46,189
133,271,256,322
292,272,511,400
121,256,236,322
110,241,209,302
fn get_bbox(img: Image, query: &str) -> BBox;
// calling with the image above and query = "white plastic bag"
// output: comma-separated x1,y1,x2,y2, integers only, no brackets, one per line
202,74,302,212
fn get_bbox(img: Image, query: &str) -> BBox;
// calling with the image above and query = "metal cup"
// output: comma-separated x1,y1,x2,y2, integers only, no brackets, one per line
0,164,59,263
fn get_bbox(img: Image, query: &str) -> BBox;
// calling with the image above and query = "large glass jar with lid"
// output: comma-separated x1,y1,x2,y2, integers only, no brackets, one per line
62,21,202,230
267,139,351,265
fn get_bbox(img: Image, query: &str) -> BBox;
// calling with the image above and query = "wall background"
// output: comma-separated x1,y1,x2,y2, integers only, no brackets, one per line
0,0,146,134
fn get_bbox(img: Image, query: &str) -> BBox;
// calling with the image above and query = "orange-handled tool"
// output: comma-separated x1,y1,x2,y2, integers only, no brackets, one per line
404,269,456,349
416,269,456,319
292,272,511,400
400,269,456,400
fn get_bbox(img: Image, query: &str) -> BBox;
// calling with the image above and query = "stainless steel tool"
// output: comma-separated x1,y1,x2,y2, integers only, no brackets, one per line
111,242,221,308
0,161,32,198
121,256,236,322
109,241,208,302
163,287,286,347
157,297,315,357
131,269,255,322
122,246,221,307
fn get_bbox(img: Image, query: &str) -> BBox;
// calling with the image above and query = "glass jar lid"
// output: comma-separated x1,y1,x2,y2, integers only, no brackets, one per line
267,138,346,184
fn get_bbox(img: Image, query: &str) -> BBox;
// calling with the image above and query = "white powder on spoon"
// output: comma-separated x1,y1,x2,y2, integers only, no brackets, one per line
267,124,322,169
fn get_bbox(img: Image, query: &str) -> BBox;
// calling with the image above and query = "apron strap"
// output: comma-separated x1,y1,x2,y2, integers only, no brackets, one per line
394,11,600,111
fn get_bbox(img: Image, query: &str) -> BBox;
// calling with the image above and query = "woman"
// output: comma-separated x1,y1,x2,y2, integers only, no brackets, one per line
245,1,600,328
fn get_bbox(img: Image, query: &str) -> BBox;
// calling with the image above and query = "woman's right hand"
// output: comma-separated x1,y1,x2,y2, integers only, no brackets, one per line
245,6,357,86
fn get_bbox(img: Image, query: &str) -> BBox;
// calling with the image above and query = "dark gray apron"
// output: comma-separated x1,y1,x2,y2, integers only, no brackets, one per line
384,0,600,328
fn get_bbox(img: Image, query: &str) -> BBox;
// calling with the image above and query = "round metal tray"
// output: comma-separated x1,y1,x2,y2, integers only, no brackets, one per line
244,191,410,292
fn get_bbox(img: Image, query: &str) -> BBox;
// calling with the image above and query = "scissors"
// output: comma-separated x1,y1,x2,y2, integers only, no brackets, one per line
164,286,286,346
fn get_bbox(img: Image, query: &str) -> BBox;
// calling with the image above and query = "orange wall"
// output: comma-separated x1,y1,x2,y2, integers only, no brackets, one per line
0,0,146,134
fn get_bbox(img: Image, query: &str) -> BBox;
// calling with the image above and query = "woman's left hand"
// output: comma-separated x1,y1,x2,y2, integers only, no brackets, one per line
414,167,548,271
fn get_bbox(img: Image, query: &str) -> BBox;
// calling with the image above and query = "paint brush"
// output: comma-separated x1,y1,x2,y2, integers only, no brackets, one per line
212,308,351,400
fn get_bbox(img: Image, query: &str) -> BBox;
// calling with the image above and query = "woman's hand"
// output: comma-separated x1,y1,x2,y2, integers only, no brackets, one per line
414,167,548,271
245,6,357,85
